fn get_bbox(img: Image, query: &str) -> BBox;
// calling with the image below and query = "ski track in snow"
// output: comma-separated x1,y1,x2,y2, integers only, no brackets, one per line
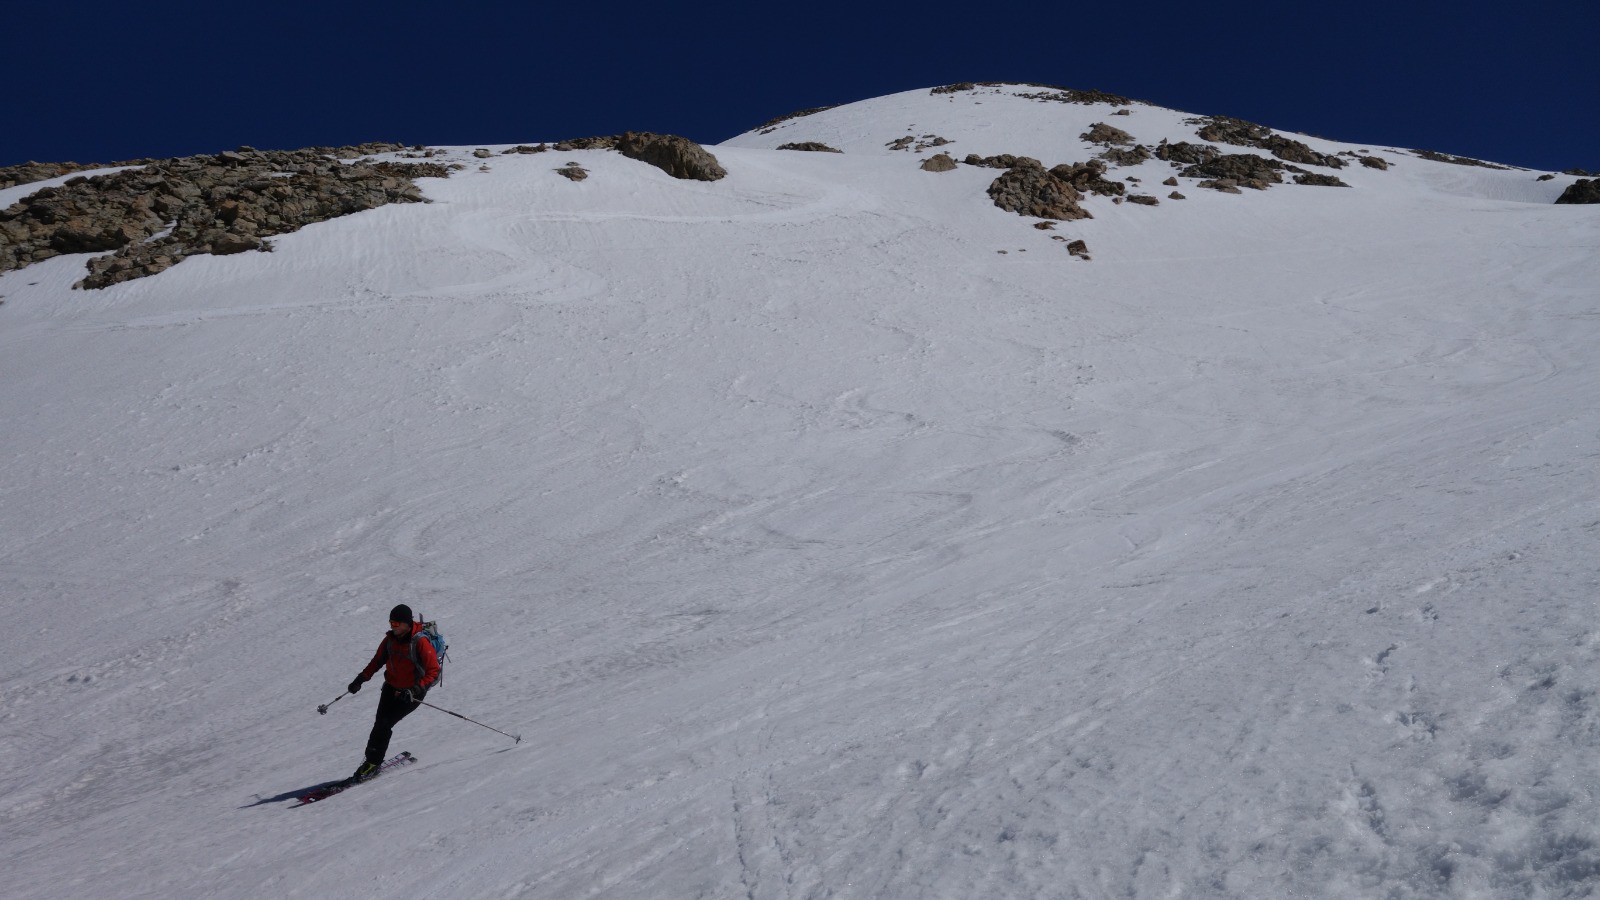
2,86,1599,898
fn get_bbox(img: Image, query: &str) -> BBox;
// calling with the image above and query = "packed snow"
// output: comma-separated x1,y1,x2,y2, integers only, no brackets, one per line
2,85,1598,898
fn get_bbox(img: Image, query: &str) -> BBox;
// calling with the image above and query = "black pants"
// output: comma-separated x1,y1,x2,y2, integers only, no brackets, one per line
365,683,421,764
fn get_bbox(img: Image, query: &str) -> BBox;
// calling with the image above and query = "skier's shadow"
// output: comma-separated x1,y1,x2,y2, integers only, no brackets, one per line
238,779,346,809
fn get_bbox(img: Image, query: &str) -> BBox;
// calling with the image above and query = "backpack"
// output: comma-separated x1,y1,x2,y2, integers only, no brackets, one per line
407,616,450,690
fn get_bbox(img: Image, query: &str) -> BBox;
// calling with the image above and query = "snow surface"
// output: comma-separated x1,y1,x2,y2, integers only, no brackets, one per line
2,84,1599,898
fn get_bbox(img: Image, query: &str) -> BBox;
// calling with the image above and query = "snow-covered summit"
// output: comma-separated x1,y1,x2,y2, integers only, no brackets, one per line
2,83,1599,899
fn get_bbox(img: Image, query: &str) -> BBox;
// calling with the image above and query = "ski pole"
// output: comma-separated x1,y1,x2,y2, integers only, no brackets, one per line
317,692,348,715
419,700,522,743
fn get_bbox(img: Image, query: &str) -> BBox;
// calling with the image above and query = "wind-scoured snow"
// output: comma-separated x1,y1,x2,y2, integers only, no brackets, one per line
2,85,1598,899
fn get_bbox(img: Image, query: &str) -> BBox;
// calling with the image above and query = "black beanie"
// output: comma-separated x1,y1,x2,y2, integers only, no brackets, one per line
389,604,413,623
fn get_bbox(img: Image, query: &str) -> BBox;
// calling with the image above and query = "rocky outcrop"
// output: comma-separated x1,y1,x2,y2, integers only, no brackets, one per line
1,142,411,190
1,147,444,289
777,142,842,153
553,136,621,152
1360,156,1390,170
1180,153,1285,191
1293,173,1350,187
1015,87,1138,107
1156,141,1222,167
556,163,588,182
987,161,1092,221
1556,179,1600,204
964,154,1037,170
1081,123,1135,145
921,153,958,172
1195,116,1345,168
1049,161,1126,197
1099,146,1153,166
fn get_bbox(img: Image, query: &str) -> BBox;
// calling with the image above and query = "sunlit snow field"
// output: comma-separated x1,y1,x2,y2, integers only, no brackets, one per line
2,86,1598,898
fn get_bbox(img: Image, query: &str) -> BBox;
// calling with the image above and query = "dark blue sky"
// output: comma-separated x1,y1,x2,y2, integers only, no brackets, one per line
6,1,1596,172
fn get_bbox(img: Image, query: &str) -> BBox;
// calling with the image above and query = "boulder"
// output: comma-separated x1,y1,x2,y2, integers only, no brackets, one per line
210,231,263,255
614,132,727,181
921,153,958,173
1556,179,1600,204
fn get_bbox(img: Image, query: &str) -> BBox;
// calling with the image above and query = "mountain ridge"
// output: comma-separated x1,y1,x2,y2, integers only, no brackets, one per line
3,83,1593,295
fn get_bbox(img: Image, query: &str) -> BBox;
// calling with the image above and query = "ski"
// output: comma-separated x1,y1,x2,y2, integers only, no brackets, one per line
292,752,416,806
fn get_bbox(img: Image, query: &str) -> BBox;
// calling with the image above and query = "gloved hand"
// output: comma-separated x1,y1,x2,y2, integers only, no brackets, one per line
348,678,363,694
401,686,426,704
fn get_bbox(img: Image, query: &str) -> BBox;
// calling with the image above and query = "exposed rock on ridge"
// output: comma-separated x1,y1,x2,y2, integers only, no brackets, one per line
2,146,445,289
1195,116,1346,169
2,160,152,190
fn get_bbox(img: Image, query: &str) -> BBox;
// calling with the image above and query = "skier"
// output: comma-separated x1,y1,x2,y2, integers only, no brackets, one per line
346,604,439,781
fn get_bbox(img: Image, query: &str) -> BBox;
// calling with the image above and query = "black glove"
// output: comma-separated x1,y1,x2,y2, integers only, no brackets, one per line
402,686,426,704
348,678,363,694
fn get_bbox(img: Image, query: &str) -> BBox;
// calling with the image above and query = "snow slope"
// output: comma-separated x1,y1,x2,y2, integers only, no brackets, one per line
2,84,1598,898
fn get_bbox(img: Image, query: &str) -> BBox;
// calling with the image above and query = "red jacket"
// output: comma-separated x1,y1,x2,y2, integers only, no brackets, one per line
358,623,440,690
